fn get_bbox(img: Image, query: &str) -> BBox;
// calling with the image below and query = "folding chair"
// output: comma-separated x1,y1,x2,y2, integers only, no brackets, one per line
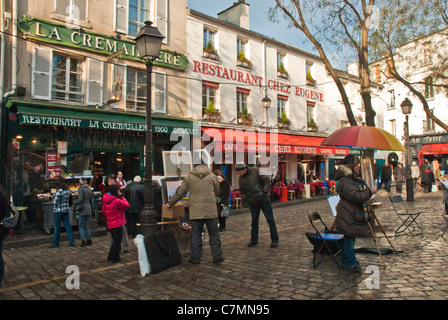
307,211,344,269
389,195,424,236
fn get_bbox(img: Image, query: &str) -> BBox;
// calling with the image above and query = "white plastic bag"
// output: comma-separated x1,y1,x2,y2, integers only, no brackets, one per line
134,234,150,276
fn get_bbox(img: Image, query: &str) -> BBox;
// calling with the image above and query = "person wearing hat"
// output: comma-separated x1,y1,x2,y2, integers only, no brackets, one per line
236,162,279,248
74,177,94,247
334,155,374,273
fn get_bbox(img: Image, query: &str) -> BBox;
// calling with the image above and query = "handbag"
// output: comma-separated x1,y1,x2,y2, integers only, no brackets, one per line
220,204,230,218
144,230,182,274
75,202,83,215
2,202,19,228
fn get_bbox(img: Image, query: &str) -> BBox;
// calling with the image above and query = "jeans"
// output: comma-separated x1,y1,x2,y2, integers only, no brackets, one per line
190,219,222,261
341,235,357,268
383,180,391,192
78,215,91,241
249,200,279,243
108,226,123,262
51,212,75,247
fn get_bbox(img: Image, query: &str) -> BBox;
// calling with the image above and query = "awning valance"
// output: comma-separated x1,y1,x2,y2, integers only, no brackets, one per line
419,143,448,155
201,127,348,155
15,106,197,134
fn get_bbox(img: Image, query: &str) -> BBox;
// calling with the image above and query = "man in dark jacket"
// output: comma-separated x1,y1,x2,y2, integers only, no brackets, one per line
381,162,392,192
334,156,373,273
123,175,144,237
236,162,279,248
421,170,435,193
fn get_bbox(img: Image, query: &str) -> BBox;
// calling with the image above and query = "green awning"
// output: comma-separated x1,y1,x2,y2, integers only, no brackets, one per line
16,106,198,134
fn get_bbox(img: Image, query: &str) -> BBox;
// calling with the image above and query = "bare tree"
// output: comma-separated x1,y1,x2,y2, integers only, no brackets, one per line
369,0,448,132
272,0,378,127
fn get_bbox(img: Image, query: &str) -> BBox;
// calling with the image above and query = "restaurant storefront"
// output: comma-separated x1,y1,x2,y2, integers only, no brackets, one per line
4,99,195,227
412,133,448,175
200,125,348,188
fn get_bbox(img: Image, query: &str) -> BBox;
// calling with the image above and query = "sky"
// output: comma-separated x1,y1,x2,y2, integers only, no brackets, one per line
186,0,349,71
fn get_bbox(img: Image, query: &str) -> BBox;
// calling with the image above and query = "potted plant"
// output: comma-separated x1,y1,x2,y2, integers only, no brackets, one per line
306,70,316,85
277,63,289,78
307,118,318,131
278,112,291,129
203,42,219,60
204,101,220,123
237,51,252,69
238,107,252,126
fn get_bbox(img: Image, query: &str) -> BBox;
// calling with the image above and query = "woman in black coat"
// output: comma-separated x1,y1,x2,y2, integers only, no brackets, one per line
217,174,231,232
334,156,373,273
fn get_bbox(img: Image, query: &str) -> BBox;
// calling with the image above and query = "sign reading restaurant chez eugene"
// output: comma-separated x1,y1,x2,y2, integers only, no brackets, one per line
192,60,324,102
18,17,189,70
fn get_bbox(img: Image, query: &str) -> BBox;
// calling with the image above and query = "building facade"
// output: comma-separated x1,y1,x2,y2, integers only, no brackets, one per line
186,1,353,186
370,29,448,173
0,0,193,220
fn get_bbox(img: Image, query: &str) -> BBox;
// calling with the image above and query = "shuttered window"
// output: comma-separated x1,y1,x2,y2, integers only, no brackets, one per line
32,49,103,105
55,0,88,21
86,58,104,105
32,47,52,100
153,72,166,113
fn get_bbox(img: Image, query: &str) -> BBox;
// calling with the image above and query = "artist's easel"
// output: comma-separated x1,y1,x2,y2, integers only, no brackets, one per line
364,200,398,267
329,198,398,268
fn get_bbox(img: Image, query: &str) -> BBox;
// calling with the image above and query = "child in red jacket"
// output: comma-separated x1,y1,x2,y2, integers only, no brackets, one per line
102,184,129,263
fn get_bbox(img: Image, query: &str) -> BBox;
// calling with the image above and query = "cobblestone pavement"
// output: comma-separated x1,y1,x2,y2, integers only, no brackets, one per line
0,187,447,301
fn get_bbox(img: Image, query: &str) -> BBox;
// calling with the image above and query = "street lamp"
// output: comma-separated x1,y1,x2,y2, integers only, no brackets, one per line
401,97,414,202
262,93,271,129
135,21,164,236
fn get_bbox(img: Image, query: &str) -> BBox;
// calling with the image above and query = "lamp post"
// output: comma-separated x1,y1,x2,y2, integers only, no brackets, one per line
135,21,164,236
262,93,271,129
401,97,414,202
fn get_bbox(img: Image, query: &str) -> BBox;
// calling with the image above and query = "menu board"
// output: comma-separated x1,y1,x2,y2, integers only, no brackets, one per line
46,153,62,180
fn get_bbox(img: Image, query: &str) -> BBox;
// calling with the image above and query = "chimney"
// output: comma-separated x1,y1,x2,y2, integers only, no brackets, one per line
217,0,250,29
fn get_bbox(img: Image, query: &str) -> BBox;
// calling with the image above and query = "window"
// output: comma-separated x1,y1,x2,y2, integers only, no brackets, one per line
423,42,432,65
32,47,103,104
115,0,168,43
126,68,147,111
277,52,285,70
425,76,434,98
388,89,395,110
237,39,246,57
52,54,83,103
236,88,249,114
55,0,88,22
426,110,435,131
202,82,218,115
390,119,396,137
203,29,215,50
128,0,150,36
277,95,287,119
307,102,315,124
306,62,314,81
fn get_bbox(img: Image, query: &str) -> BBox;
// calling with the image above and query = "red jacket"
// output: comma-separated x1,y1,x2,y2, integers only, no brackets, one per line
102,193,129,229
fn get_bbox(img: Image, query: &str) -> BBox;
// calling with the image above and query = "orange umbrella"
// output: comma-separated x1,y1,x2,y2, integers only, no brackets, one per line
321,126,406,151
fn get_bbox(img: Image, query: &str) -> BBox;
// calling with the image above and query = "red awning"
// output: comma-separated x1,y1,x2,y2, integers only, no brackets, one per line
419,143,448,155
201,127,348,155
